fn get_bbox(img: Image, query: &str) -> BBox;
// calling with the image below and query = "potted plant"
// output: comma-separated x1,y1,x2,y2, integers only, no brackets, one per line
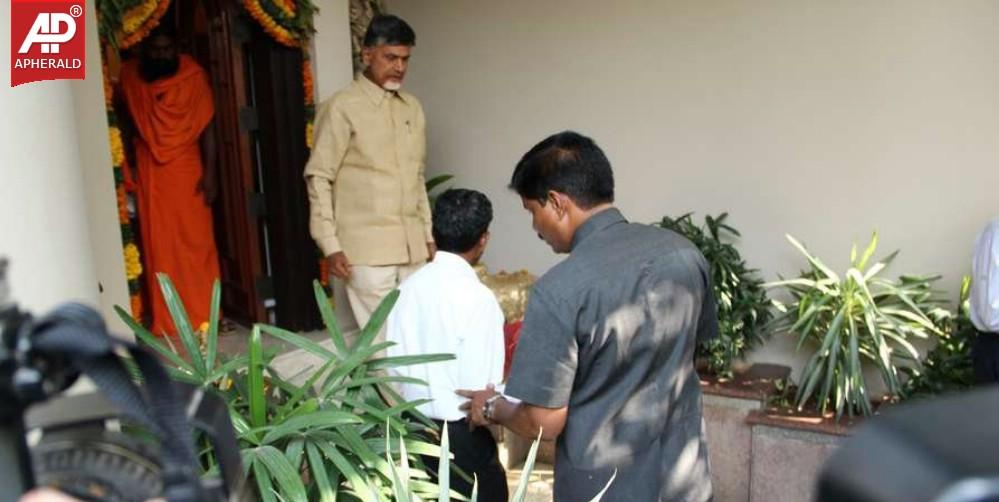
118,275,456,501
767,232,947,419
747,233,948,502
657,213,773,379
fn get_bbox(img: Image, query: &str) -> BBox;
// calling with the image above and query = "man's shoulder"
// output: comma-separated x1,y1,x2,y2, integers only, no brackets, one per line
320,81,367,109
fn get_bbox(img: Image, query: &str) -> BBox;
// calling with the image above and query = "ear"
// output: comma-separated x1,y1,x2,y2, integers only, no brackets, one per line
546,191,572,219
478,230,491,249
361,47,373,66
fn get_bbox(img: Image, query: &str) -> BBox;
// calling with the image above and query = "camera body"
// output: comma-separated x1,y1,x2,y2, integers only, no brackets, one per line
0,259,245,501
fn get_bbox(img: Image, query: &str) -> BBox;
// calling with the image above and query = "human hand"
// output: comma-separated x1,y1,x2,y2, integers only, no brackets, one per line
456,383,497,428
20,488,82,502
196,173,218,205
328,252,352,280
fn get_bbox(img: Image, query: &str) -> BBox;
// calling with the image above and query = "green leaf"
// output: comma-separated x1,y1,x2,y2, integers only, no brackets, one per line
206,279,221,372
254,445,308,502
317,441,378,502
285,438,305,470
116,305,193,373
259,323,338,361
785,234,840,281
588,469,618,501
511,430,544,502
856,232,878,271
261,411,363,444
438,423,450,501
248,325,266,429
425,173,454,193
319,342,395,398
251,457,277,502
313,280,347,355
306,442,336,502
366,353,457,372
354,290,401,350
326,375,428,395
157,273,206,377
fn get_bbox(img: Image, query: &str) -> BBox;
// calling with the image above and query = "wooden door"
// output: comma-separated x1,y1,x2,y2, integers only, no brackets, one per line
178,0,267,325
245,22,321,331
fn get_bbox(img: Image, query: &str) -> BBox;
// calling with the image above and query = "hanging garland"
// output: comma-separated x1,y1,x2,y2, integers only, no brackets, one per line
241,0,318,48
103,62,145,319
95,0,172,320
97,0,171,49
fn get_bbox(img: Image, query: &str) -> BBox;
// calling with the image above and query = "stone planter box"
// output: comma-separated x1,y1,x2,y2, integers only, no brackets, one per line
701,363,789,502
746,409,857,502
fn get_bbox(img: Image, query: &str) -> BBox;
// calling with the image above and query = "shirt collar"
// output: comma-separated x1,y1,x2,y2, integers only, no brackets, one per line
432,251,478,279
356,73,406,106
570,207,627,251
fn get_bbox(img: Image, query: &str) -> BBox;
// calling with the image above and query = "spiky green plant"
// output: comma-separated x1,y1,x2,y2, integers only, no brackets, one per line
768,233,946,419
117,274,454,501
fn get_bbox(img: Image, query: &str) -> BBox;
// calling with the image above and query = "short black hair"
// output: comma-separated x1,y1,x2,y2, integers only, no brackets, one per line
509,131,615,209
363,14,416,47
432,189,493,254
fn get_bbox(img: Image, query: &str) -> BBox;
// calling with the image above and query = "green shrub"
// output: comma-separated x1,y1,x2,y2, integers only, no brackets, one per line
657,213,771,377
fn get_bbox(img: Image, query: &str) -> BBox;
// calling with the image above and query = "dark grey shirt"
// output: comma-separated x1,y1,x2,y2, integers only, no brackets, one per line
506,208,717,502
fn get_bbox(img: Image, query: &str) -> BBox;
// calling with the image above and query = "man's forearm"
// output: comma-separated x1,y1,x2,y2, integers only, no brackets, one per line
490,399,565,441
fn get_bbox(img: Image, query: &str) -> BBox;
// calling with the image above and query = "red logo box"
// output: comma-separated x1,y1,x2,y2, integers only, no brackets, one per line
10,0,87,87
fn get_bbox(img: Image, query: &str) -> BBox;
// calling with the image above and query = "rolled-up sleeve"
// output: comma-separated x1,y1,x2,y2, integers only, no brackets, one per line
304,99,351,257
505,286,577,408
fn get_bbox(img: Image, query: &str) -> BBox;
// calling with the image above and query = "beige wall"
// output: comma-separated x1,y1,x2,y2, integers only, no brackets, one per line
387,0,999,374
312,0,363,330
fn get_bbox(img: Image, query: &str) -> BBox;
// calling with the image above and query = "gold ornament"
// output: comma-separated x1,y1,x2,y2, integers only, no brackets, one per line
475,264,535,323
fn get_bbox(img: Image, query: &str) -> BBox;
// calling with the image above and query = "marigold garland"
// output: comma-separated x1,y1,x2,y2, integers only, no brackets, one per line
242,0,299,48
121,0,158,35
119,0,170,50
109,126,125,167
124,243,143,280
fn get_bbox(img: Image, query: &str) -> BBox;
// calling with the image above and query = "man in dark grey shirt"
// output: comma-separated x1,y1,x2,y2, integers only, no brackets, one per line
458,131,716,501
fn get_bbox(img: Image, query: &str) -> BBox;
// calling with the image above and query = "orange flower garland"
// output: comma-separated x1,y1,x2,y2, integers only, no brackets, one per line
119,0,170,50
242,0,299,48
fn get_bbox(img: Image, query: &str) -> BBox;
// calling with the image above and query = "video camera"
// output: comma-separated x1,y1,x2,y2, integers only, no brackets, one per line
0,259,246,501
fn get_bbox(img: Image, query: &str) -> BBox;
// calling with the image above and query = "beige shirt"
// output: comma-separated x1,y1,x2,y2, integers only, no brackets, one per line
304,75,433,266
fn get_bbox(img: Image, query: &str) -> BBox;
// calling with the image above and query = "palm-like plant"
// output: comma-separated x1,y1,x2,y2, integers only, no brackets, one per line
768,233,947,419
117,274,455,501
657,213,772,377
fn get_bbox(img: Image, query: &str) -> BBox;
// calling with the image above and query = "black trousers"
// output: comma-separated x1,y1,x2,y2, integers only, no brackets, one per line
973,331,999,384
423,418,508,502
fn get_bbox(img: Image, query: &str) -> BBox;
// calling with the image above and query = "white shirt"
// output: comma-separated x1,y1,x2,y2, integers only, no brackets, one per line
971,220,999,333
386,251,505,421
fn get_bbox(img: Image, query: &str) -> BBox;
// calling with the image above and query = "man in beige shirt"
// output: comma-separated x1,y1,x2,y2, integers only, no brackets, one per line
304,15,434,329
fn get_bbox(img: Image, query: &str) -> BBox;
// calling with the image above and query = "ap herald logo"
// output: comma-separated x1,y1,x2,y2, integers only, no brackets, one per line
10,0,86,87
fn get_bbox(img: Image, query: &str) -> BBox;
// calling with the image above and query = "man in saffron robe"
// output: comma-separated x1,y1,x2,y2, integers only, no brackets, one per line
120,32,221,335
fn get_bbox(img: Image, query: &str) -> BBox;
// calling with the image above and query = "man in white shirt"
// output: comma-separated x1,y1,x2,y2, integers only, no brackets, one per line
971,219,999,384
386,188,508,501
